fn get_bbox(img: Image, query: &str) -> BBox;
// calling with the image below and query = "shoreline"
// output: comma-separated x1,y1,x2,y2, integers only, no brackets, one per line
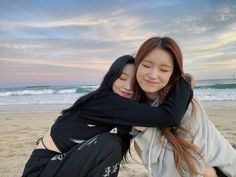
1,101,236,177
1,100,236,112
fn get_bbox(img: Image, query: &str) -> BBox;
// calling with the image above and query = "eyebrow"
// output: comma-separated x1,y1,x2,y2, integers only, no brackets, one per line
160,64,172,68
143,59,172,68
143,59,152,64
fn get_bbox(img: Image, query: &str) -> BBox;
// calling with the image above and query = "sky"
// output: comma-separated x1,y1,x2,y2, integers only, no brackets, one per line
0,0,236,87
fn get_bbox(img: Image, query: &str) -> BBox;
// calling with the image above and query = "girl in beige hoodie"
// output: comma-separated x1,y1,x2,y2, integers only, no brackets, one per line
132,37,236,177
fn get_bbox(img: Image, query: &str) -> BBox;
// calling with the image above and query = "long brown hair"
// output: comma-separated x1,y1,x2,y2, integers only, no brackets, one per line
133,37,203,177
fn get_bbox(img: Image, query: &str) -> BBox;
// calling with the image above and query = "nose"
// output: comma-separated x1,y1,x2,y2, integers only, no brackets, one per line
148,68,158,80
124,80,133,91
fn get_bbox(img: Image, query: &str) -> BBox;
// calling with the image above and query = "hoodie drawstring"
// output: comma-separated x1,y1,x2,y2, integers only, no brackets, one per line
147,128,156,177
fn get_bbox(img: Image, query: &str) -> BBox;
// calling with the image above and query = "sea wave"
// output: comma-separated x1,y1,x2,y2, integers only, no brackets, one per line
195,83,236,89
0,86,98,97
0,81,236,105
0,89,54,96
194,89,236,101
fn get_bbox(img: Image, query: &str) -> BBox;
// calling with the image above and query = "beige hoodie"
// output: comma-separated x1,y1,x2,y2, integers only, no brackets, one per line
134,97,236,177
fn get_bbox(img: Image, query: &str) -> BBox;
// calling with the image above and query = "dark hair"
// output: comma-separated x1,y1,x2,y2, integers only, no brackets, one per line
100,55,135,91
133,37,203,177
60,55,134,160
62,55,134,114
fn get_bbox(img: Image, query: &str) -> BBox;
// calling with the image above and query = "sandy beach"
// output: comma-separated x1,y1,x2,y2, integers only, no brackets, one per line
0,101,236,177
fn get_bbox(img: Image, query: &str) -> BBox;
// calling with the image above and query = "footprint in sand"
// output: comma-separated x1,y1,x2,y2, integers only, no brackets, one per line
5,118,12,120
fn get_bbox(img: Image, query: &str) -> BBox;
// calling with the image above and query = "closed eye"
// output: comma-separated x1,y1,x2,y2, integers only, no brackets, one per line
119,73,128,80
119,76,127,80
142,63,151,68
160,69,169,72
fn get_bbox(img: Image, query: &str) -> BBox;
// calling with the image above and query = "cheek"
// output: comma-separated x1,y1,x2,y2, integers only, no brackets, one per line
136,65,146,80
112,80,119,92
136,67,143,84
112,84,116,92
162,73,172,84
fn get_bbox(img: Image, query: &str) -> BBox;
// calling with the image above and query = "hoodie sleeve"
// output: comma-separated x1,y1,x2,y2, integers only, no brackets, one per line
184,98,236,176
79,77,193,128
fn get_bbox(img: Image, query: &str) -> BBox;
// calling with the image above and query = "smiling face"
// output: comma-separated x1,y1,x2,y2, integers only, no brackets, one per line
136,48,174,101
112,64,135,99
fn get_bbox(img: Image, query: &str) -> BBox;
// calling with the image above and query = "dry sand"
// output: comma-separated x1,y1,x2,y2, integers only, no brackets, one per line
0,102,236,177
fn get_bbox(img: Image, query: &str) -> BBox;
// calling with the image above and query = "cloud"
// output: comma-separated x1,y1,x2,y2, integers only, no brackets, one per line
213,6,236,22
0,59,106,86
2,57,112,71
1,0,236,85
0,18,109,28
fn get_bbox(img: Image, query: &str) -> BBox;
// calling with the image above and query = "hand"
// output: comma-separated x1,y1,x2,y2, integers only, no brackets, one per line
184,73,196,87
203,167,217,177
133,126,147,132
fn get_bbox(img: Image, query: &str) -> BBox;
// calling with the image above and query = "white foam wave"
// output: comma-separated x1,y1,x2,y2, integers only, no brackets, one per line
194,89,236,101
57,89,77,94
0,93,86,105
0,85,98,97
0,85,236,105
0,89,54,96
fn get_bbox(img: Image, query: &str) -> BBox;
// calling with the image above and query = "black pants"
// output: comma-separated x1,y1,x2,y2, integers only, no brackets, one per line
22,133,122,177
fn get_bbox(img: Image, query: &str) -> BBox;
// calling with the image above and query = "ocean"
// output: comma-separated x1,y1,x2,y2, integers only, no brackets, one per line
0,79,236,105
